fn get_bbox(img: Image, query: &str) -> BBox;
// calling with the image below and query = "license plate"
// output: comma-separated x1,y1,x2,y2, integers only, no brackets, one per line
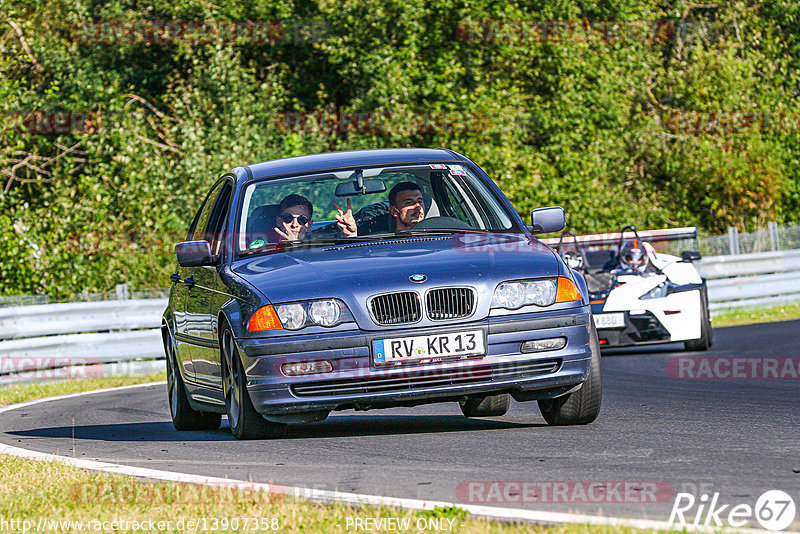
373,329,485,366
593,313,626,329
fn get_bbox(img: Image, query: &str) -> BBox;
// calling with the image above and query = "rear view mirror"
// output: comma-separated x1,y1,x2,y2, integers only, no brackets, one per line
176,240,216,267
681,250,701,262
529,206,566,234
335,179,386,197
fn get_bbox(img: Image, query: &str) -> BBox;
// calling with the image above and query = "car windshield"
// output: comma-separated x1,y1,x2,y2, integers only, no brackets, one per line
237,163,519,253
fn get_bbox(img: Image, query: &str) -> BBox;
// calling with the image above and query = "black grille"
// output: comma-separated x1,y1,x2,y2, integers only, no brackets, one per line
426,287,475,320
370,292,421,325
291,359,561,397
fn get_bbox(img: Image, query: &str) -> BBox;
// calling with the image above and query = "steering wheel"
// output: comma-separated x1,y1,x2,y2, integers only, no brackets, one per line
555,230,588,273
411,216,473,230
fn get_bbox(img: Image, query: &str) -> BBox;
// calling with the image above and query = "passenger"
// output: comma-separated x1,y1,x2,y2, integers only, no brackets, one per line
274,194,313,242
333,181,425,237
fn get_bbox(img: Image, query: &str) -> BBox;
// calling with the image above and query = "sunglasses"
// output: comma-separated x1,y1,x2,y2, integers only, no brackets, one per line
280,213,310,225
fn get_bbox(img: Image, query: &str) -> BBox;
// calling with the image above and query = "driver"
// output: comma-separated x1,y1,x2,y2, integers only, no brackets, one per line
388,181,425,231
618,239,648,271
334,181,425,237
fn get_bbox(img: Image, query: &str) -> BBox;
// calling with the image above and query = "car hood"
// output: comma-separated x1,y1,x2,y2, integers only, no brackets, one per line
232,233,559,307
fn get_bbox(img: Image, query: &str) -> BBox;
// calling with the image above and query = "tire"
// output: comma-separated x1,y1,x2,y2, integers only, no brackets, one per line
538,324,602,425
221,328,286,440
684,286,713,351
460,393,510,417
164,329,221,431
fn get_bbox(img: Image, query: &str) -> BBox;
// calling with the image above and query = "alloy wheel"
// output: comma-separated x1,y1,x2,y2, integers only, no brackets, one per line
223,331,241,430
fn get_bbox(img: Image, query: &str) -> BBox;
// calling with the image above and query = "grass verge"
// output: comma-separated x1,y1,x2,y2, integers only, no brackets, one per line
0,372,166,406
0,454,664,534
0,373,677,533
711,302,800,328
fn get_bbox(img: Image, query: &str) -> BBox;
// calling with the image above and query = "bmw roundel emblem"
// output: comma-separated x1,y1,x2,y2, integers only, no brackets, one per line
409,274,427,283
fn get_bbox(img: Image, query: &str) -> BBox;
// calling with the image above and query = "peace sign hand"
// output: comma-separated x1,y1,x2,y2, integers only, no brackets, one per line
334,198,358,237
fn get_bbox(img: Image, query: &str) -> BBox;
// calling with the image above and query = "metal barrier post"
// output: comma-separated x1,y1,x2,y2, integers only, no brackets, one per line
728,227,740,255
768,221,780,251
115,283,129,300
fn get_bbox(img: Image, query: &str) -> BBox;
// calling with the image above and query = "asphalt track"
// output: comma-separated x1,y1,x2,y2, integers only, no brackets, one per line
1,321,798,525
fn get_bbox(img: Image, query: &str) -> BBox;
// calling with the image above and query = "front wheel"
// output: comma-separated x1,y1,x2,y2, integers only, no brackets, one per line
164,329,221,431
460,394,510,417
221,328,286,440
538,324,602,425
684,286,712,351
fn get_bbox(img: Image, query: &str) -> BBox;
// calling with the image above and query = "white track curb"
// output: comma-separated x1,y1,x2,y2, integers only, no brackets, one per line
0,383,785,533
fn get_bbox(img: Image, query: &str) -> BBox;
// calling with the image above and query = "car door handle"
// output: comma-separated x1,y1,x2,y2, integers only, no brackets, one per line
170,273,182,284
183,276,196,288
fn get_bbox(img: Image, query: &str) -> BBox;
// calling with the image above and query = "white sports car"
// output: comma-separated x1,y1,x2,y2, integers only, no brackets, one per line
543,226,712,351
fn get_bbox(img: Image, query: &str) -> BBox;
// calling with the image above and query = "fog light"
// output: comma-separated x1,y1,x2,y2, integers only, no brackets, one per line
281,360,333,376
521,337,567,353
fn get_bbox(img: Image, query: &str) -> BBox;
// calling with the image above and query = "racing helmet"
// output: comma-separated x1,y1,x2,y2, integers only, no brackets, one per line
619,239,648,271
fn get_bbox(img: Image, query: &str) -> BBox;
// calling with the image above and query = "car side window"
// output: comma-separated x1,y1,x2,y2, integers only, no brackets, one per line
205,183,233,255
189,181,225,241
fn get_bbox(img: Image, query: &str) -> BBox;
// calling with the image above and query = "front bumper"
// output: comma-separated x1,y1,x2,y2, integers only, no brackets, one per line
237,307,593,416
594,311,671,347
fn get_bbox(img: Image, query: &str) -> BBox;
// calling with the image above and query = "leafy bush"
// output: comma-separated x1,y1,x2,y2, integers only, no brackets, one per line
1,0,798,297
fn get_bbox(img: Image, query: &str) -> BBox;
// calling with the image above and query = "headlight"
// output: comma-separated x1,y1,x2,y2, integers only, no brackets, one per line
272,299,352,330
639,282,674,300
492,282,526,309
524,279,558,306
492,279,558,309
309,299,341,326
275,303,306,330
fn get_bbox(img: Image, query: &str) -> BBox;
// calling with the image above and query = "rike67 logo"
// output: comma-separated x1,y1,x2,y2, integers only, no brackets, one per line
670,490,796,531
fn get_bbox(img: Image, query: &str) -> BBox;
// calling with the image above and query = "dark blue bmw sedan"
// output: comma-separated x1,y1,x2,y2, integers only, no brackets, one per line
162,148,601,439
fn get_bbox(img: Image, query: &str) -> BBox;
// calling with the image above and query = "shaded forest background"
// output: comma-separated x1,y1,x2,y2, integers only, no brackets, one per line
2,0,800,298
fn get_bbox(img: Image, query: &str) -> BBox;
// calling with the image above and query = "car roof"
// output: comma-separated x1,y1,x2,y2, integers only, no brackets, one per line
243,148,463,182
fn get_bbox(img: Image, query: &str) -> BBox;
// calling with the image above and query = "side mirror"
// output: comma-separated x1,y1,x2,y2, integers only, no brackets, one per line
175,240,217,267
681,250,701,262
529,206,566,234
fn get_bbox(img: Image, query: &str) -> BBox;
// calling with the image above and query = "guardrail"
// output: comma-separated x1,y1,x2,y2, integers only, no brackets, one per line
2,249,799,381
0,299,166,383
697,249,800,312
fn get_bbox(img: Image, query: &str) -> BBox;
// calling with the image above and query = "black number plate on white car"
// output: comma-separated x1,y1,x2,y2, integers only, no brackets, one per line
593,312,626,329
372,329,485,366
